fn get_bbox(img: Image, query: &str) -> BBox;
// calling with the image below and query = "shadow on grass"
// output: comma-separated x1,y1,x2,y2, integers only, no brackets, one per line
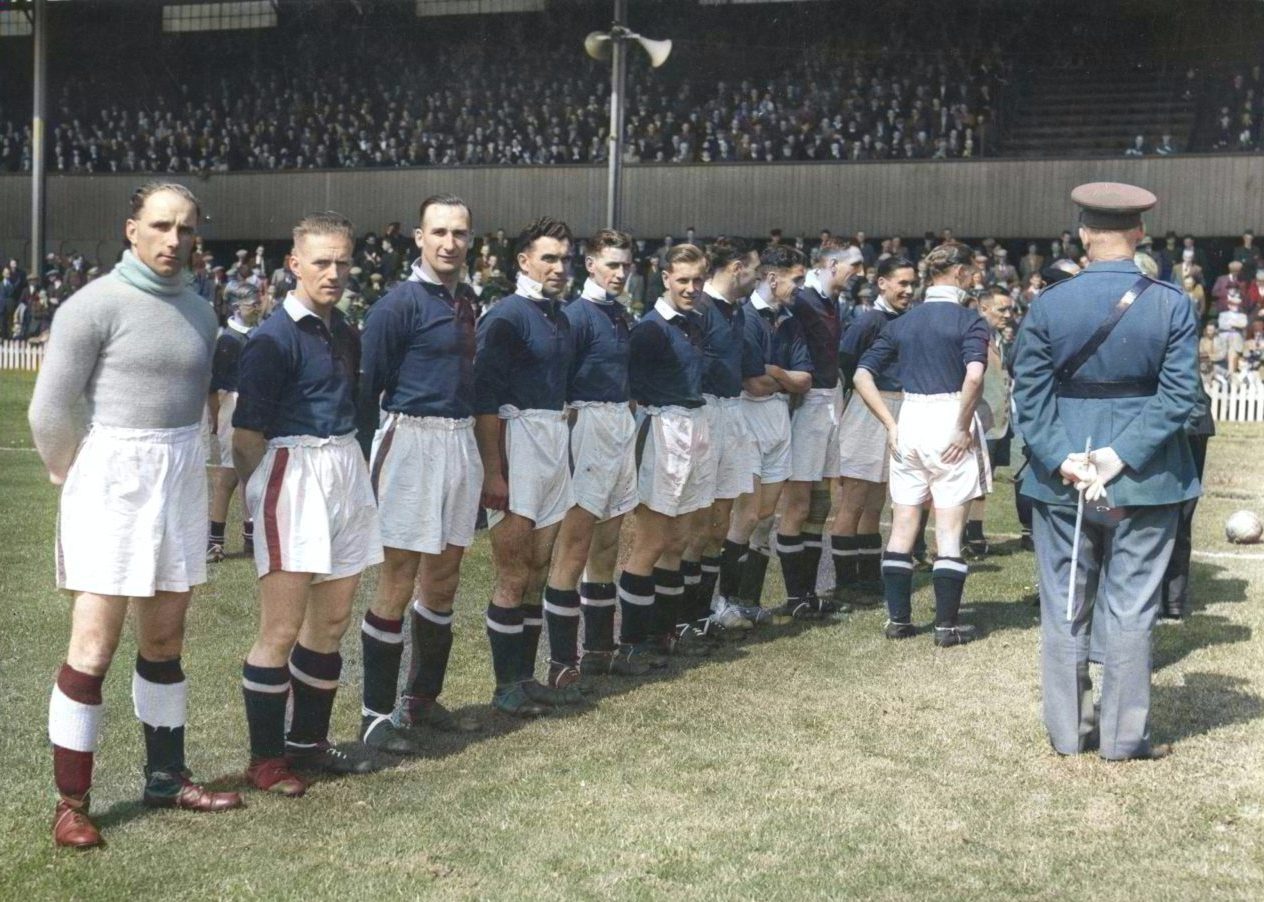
1189,561,1250,609
1154,614,1252,671
1155,672,1264,744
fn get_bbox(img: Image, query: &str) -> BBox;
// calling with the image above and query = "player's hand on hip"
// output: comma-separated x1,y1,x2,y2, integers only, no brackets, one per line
941,427,973,465
480,473,510,511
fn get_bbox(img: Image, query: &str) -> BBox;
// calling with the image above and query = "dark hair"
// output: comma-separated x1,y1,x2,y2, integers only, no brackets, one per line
876,255,916,279
922,242,974,277
588,228,633,254
418,194,470,228
665,243,708,271
707,236,751,273
759,244,805,272
130,181,201,222
516,216,573,256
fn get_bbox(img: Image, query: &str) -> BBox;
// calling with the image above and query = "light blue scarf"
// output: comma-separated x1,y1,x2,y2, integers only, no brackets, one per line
113,250,190,298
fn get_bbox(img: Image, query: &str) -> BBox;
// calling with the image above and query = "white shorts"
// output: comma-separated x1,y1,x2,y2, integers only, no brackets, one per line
371,413,483,554
705,395,756,501
636,405,712,517
838,390,903,483
740,394,792,484
57,423,207,597
487,406,572,530
569,402,638,521
790,386,841,482
888,393,992,508
245,432,384,581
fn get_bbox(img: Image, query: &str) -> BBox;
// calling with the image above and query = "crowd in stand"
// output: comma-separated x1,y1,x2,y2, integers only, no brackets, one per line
1204,65,1264,152
0,24,1003,174
13,222,1258,390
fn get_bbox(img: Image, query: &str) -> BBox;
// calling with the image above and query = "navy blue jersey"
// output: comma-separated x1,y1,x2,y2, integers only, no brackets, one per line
474,293,573,414
565,296,631,404
628,300,705,409
839,307,901,392
357,278,478,439
791,284,841,389
740,296,814,386
233,295,360,439
857,290,989,395
696,289,745,398
209,322,250,393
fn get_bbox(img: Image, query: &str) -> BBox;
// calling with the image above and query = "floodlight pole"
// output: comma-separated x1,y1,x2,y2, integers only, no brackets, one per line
605,0,628,230
30,0,48,279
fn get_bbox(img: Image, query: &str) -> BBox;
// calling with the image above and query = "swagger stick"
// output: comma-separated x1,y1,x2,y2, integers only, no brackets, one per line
1066,436,1092,622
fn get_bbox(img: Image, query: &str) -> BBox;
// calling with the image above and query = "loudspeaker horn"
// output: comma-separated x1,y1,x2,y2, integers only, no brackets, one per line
636,36,672,68
584,31,612,62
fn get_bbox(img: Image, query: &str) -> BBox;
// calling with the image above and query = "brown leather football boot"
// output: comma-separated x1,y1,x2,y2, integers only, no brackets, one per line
53,794,104,850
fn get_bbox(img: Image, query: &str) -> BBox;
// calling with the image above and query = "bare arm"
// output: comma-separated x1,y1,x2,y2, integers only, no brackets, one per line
942,361,985,465
232,427,269,487
474,413,508,510
207,391,221,434
854,367,900,457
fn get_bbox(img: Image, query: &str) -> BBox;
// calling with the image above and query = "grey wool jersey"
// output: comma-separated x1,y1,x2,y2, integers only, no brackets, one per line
28,271,218,477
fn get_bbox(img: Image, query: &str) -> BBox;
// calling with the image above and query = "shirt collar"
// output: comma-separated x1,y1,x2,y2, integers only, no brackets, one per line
408,258,442,285
874,297,899,315
1084,259,1143,274
654,296,685,321
516,272,546,300
283,293,321,322
804,269,831,297
226,316,253,335
924,285,965,305
749,284,775,312
581,277,616,304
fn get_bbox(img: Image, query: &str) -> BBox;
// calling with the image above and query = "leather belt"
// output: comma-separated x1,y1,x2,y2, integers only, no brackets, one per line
1056,379,1157,399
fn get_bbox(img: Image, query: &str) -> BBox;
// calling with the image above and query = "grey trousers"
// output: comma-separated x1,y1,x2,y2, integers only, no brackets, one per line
1033,501,1178,759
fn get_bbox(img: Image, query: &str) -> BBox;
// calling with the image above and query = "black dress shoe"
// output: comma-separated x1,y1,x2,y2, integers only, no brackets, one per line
288,741,389,775
1104,743,1172,762
933,623,980,647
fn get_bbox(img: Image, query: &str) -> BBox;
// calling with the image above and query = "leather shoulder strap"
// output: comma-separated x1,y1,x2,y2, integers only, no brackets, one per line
1055,276,1153,384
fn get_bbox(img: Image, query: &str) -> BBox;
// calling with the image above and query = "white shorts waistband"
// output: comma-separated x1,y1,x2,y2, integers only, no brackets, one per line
269,431,359,449
89,423,201,443
499,405,567,422
642,404,703,418
702,394,742,408
740,392,789,404
387,412,474,431
903,392,962,403
569,400,628,411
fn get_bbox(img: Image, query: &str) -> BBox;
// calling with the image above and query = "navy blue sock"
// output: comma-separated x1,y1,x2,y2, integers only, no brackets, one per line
544,586,581,668
617,571,656,645
286,645,341,751
881,552,915,623
485,604,524,689
933,557,969,627
580,581,617,652
652,567,684,636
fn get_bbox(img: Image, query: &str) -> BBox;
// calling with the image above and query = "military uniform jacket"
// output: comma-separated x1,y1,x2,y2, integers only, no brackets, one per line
1012,259,1201,507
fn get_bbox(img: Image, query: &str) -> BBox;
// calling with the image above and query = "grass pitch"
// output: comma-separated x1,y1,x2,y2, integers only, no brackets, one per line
1,371,1262,900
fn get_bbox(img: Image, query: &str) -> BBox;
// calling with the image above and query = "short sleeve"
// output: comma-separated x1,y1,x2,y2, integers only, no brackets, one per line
233,333,289,433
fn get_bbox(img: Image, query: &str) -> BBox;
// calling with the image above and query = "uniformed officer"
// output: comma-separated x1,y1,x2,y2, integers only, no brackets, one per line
1012,182,1201,760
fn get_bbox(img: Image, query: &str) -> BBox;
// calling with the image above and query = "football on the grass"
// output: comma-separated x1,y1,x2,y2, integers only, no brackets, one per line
1225,510,1264,545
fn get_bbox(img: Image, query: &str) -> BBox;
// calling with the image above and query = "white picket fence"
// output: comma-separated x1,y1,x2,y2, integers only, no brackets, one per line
0,340,45,371
1209,383,1264,422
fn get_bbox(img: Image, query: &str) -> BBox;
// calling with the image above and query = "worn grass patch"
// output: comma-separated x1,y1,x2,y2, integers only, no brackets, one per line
1,372,1262,900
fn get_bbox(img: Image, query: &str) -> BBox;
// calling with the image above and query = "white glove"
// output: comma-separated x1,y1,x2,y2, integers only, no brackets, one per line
1085,447,1125,502
1058,453,1096,491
